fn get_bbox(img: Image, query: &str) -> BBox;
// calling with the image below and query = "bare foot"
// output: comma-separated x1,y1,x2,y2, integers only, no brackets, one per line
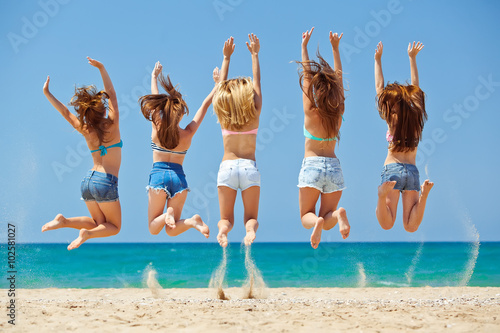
165,207,176,229
217,228,229,248
67,229,90,250
244,230,256,246
336,207,350,239
42,214,66,232
188,214,210,238
421,179,434,196
378,181,397,198
310,217,324,249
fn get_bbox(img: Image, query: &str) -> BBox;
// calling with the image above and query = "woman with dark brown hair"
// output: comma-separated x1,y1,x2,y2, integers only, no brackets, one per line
374,41,434,232
140,61,218,238
41,57,122,250
297,27,350,249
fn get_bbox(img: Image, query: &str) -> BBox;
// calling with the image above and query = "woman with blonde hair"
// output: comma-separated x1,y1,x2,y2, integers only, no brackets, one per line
374,41,434,232
297,27,350,249
139,61,218,238
213,34,262,247
42,57,122,250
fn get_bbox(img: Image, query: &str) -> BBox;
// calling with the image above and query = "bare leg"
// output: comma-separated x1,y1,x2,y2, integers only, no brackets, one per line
241,186,260,246
217,186,237,247
299,187,323,249
67,200,121,250
42,213,97,232
164,191,209,238
402,180,434,232
320,191,350,239
376,181,400,230
147,190,168,235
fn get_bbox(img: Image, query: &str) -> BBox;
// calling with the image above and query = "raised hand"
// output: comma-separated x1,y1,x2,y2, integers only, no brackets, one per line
329,31,343,49
374,41,383,61
213,67,220,84
87,56,103,69
223,36,235,58
408,41,424,58
43,75,50,94
246,33,260,55
152,61,162,78
302,27,314,48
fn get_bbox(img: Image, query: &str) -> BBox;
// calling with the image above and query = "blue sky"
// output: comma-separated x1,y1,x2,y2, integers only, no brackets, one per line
1,0,499,244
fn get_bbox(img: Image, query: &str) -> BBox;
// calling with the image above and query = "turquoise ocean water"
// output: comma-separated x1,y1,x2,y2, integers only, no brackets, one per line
2,242,499,289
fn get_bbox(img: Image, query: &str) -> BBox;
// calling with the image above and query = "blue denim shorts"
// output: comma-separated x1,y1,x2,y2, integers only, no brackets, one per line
146,162,190,198
381,163,420,192
81,170,119,203
217,159,260,191
298,156,346,193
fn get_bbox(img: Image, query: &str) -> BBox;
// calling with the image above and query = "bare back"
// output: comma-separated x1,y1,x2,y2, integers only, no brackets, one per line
151,123,194,165
83,121,121,177
303,108,342,158
221,109,260,161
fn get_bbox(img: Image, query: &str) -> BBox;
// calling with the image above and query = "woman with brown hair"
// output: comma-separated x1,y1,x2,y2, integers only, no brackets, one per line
213,34,262,248
374,41,434,232
297,27,350,249
140,61,217,238
41,57,122,250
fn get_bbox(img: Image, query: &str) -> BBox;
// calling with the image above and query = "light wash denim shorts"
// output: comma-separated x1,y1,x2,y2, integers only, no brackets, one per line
146,162,190,198
217,159,260,191
81,170,119,203
381,163,420,192
298,156,346,193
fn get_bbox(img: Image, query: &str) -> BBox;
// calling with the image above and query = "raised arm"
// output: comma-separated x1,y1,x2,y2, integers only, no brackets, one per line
374,41,385,95
87,57,119,121
43,76,81,130
246,33,261,111
185,67,220,135
301,27,314,111
408,41,424,87
329,30,344,96
219,37,235,82
151,61,163,94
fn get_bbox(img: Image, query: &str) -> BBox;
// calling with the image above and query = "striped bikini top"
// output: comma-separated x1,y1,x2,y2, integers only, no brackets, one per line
151,141,187,155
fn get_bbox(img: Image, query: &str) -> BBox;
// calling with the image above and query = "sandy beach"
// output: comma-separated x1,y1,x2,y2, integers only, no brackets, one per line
2,287,499,332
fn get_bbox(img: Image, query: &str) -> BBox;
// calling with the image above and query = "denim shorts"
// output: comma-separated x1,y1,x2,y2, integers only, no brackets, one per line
381,163,420,192
298,156,346,193
81,170,119,203
146,162,190,198
217,159,260,191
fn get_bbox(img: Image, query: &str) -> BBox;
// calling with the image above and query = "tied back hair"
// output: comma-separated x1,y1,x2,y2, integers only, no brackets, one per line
377,83,427,152
70,85,112,144
298,51,345,140
139,74,189,149
213,77,256,130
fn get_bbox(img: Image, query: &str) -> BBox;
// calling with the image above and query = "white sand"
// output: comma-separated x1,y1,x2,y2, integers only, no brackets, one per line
2,287,499,332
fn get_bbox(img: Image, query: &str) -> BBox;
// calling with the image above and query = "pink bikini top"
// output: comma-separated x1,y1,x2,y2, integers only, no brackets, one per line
221,128,258,136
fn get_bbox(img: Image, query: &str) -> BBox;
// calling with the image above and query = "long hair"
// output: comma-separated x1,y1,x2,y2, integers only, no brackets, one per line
139,74,189,149
70,85,112,144
377,83,427,152
213,77,256,130
298,51,345,140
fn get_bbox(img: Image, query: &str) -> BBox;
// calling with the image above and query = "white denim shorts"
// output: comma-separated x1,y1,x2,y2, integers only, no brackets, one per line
217,159,261,191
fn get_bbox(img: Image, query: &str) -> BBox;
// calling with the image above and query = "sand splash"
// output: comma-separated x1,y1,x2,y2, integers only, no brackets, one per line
242,245,267,299
357,262,367,287
209,247,230,300
460,214,480,286
143,263,162,298
405,241,423,285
